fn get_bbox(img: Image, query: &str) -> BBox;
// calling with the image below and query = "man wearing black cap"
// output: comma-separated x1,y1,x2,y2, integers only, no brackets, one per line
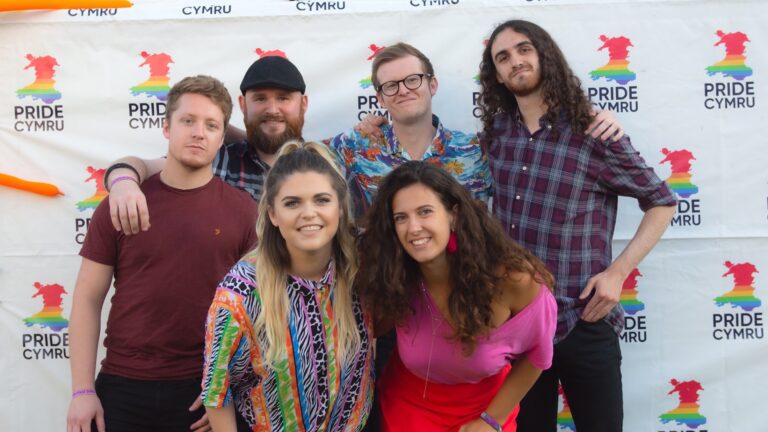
103,55,307,233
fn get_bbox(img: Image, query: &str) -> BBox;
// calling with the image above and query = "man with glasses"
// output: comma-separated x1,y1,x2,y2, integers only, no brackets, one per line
327,42,492,219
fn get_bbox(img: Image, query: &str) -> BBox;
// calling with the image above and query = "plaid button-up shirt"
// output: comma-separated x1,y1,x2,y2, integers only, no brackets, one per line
212,140,269,202
485,111,676,342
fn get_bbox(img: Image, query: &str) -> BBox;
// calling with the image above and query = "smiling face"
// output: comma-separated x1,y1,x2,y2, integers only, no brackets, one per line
267,171,340,263
375,55,437,126
163,92,226,170
491,28,542,98
240,88,307,155
391,182,455,266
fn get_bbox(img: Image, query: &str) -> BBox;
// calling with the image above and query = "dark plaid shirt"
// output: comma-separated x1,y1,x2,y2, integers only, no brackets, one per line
212,141,269,202
485,111,676,342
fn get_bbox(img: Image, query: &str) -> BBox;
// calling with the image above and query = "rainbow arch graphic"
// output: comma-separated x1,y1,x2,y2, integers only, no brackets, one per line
714,261,762,311
556,385,576,431
75,166,108,211
660,148,699,199
620,268,645,315
659,379,707,429
706,30,753,81
23,282,69,332
130,51,173,101
589,35,636,85
17,54,62,104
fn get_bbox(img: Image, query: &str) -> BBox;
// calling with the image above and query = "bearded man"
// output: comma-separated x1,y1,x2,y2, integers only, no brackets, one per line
103,56,307,233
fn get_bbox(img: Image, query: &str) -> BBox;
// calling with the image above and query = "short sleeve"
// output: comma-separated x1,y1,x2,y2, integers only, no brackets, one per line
324,130,357,178
201,263,255,408
79,197,118,266
523,287,558,370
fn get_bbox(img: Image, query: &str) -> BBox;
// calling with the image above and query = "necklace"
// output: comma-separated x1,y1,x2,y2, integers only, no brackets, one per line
420,280,443,399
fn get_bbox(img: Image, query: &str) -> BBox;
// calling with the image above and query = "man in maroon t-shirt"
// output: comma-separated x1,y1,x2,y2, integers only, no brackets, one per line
66,75,257,432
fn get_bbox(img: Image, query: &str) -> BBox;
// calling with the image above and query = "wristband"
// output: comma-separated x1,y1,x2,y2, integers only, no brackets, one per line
72,388,97,398
104,162,141,191
109,175,139,190
479,411,502,432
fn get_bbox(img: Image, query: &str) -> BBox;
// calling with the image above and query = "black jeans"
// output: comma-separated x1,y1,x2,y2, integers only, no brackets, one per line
516,320,624,432
95,373,251,432
361,329,397,432
95,373,205,432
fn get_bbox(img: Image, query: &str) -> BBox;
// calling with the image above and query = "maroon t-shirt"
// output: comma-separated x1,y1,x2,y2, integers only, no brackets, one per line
80,174,257,380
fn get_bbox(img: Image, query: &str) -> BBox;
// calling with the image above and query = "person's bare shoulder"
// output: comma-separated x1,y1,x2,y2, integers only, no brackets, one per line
500,270,541,316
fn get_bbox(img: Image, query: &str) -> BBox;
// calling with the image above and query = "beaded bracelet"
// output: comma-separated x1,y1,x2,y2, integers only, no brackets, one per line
479,411,503,432
109,175,139,190
104,162,141,191
72,388,97,398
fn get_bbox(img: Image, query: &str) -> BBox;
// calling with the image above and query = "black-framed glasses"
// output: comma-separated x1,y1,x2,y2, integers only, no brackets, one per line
376,73,432,96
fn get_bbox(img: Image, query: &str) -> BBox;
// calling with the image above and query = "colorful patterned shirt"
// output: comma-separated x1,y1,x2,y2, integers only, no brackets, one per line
213,140,270,201
326,115,492,219
202,255,374,431
484,111,676,343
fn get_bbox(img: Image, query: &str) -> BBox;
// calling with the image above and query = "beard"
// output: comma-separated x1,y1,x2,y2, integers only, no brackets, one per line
245,112,305,156
505,66,542,98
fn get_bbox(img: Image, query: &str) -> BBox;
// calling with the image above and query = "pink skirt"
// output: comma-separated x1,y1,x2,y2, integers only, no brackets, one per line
378,353,518,432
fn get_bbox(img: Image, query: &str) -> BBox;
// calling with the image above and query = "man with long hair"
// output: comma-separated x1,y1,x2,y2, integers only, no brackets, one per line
478,20,677,431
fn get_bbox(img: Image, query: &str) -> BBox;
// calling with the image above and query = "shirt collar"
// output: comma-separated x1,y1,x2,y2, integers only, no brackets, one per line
511,109,558,133
235,139,271,171
289,259,335,291
384,114,445,159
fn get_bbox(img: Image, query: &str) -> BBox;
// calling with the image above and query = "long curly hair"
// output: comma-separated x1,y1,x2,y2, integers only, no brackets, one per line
357,161,554,354
478,20,594,139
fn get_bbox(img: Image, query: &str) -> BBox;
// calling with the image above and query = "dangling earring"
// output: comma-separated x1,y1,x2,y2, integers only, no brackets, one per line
446,230,458,254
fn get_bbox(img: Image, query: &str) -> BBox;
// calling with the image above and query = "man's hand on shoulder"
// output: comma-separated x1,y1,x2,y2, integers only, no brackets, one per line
109,178,150,235
354,114,388,141
586,110,624,142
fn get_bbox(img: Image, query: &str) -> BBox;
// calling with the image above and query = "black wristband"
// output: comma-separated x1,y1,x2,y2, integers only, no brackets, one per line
104,162,141,191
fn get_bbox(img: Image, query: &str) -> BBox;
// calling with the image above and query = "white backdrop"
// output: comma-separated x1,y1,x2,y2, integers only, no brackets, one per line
1,1,765,431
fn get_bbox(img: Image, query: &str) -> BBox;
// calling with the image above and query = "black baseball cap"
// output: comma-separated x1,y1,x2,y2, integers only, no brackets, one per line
240,56,306,95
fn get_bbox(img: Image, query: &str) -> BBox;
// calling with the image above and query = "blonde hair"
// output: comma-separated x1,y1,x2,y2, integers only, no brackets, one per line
253,140,360,365
166,75,233,127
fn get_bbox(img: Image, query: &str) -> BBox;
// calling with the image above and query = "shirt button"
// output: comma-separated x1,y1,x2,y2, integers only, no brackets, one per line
511,224,516,229
515,195,521,200
528,137,533,142
522,166,527,171
547,124,552,129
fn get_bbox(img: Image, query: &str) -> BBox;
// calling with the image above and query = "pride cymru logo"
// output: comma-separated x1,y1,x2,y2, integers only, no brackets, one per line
23,282,69,332
706,30,753,80
620,268,645,315
715,261,761,311
75,166,107,211
659,379,707,429
359,44,385,89
590,35,636,85
660,148,699,198
17,54,62,104
130,51,174,101
556,384,576,431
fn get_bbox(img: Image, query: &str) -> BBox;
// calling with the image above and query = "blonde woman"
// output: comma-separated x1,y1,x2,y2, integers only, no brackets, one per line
201,141,373,431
